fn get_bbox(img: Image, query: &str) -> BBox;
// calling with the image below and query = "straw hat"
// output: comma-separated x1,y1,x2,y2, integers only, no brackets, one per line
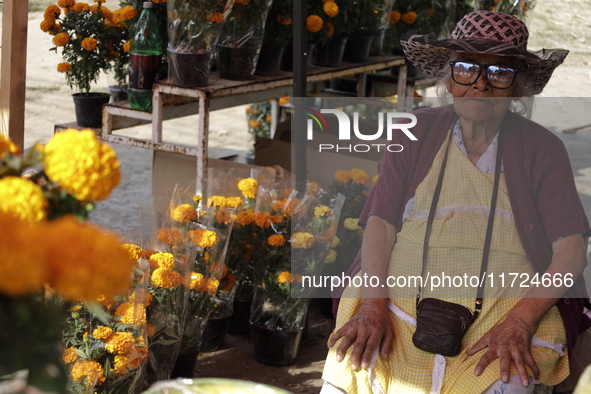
400,11,568,94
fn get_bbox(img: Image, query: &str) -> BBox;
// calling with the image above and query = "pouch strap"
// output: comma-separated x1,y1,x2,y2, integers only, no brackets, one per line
417,119,505,318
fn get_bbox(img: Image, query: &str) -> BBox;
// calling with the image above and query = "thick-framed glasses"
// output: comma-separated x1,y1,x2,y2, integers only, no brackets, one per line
450,61,518,89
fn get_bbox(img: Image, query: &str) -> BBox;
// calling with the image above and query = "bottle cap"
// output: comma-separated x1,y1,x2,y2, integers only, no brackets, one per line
143,1,152,7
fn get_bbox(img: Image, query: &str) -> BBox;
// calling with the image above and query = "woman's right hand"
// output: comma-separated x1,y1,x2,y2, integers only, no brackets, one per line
328,297,394,371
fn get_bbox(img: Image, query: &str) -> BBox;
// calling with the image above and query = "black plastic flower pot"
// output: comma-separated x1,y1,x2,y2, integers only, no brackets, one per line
369,29,387,56
342,34,374,63
312,36,348,67
280,43,315,72
201,315,232,352
250,323,303,367
255,44,286,77
171,349,200,378
217,43,261,81
168,50,213,88
228,300,252,335
72,92,110,129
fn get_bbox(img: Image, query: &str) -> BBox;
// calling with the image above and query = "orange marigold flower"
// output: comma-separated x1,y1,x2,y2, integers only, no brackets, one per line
57,62,72,73
204,278,219,295
53,32,70,46
235,0,250,4
401,11,417,24
40,19,54,33
62,347,78,364
158,228,183,246
389,10,401,24
235,209,255,226
81,37,97,51
44,4,61,21
327,22,335,37
189,228,218,248
123,40,131,53
92,326,113,340
151,268,182,289
189,272,204,290
222,273,236,291
149,252,175,269
0,134,20,158
323,1,338,18
318,224,337,244
121,243,142,260
206,12,224,24
208,195,227,208
172,203,197,222
140,248,157,259
278,96,290,105
290,232,315,249
426,7,435,16
277,271,292,284
350,168,370,184
71,360,105,384
216,208,235,225
115,302,146,325
306,181,321,195
271,215,284,224
254,211,272,227
72,2,90,13
334,170,351,183
104,332,134,355
58,0,75,8
119,5,137,20
248,119,261,129
225,196,243,209
307,15,323,33
268,234,286,247
210,262,228,279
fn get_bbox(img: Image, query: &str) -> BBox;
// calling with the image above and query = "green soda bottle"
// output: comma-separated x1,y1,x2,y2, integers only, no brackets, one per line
128,2,164,111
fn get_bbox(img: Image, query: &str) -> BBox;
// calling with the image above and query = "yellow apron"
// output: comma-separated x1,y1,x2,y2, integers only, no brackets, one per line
323,131,569,394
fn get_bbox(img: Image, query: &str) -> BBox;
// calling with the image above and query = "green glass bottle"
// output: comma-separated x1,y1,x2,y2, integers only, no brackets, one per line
128,2,164,111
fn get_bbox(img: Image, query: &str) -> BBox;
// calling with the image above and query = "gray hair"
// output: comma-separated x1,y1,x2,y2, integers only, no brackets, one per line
435,51,536,115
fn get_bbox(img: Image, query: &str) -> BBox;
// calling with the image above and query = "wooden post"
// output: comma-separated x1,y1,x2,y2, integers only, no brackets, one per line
0,0,29,151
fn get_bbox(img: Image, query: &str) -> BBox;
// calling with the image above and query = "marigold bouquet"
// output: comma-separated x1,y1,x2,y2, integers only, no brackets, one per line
250,186,344,331
41,1,136,93
347,0,395,36
262,0,294,47
0,131,135,393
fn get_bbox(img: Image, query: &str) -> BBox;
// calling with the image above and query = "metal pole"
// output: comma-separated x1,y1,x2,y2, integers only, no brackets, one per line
293,0,307,193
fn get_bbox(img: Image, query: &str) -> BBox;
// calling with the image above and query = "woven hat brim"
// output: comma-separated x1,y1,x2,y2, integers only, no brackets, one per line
400,32,569,95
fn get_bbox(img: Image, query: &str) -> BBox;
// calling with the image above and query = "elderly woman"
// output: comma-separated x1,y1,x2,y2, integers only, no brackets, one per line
322,11,590,394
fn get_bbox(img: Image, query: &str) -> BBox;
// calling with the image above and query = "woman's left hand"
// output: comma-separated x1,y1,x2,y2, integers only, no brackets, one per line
467,315,540,387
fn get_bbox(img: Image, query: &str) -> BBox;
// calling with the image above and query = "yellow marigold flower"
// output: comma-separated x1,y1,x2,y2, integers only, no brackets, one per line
204,278,219,295
113,354,131,375
62,347,78,364
189,272,204,290
222,273,236,291
343,217,361,231
123,40,132,53
235,209,255,226
254,211,272,228
193,195,203,203
57,62,71,73
248,119,261,129
238,178,258,199
116,302,146,325
104,332,134,355
401,11,417,25
58,0,76,8
44,4,61,21
208,195,227,208
45,217,135,301
323,1,338,17
149,252,175,269
331,235,340,248
334,170,351,183
389,10,401,24
0,135,20,158
216,208,235,225
81,37,97,51
151,268,182,289
290,232,315,249
0,177,47,223
43,129,121,201
314,205,333,218
324,249,337,264
350,168,370,184
372,174,379,186
278,96,290,106
210,262,228,279
92,326,113,340
225,196,243,208
53,32,70,46
189,228,218,248
73,2,90,12
206,11,224,24
40,19,54,32
268,234,286,247
277,271,292,284
120,5,137,20
307,15,323,33
71,360,106,385
121,243,142,260
327,22,334,37
158,228,183,246
172,203,197,222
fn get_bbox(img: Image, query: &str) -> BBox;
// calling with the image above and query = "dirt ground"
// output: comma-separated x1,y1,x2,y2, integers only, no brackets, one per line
12,0,591,392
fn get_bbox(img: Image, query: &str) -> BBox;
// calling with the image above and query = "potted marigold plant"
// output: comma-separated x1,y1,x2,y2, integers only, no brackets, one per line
167,0,234,87
255,0,293,76
249,187,344,366
311,0,356,67
217,0,274,80
41,2,136,127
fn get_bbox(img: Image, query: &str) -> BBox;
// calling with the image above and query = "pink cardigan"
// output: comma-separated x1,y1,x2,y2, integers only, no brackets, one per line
333,105,591,354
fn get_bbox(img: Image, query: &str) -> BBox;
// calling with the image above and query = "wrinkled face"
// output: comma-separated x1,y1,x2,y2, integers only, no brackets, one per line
448,53,521,124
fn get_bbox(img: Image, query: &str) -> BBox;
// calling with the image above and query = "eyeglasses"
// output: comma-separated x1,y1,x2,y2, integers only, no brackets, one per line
450,61,518,89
